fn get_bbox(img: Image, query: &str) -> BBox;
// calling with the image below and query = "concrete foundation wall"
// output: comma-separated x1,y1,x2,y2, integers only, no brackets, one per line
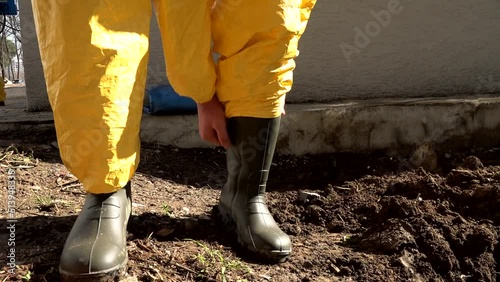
20,0,500,110
139,95,500,154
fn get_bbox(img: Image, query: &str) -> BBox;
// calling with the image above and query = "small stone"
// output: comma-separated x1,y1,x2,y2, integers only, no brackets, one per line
182,207,190,214
399,255,411,269
397,250,416,274
330,264,341,273
445,153,451,158
156,227,175,237
299,191,321,203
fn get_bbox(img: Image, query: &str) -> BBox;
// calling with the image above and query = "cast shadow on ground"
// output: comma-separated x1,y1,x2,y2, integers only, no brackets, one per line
129,211,216,239
2,127,422,191
2,129,431,193
128,208,237,248
0,209,241,281
0,215,70,281
128,209,279,267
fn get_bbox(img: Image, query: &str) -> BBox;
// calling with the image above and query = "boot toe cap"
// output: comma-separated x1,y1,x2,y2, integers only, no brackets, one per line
60,243,127,275
252,230,292,253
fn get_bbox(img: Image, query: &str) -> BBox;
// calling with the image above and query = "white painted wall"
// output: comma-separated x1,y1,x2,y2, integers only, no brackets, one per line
20,0,500,111
289,0,500,102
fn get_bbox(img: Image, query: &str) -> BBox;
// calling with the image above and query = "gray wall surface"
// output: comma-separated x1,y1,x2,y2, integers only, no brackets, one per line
289,0,500,102
19,0,49,111
20,0,500,110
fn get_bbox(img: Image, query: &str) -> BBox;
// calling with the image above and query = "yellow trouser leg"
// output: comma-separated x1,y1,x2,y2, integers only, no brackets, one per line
0,79,5,102
212,0,317,118
153,0,216,104
32,0,152,193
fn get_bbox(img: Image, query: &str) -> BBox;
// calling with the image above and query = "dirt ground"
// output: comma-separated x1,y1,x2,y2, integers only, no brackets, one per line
0,128,499,282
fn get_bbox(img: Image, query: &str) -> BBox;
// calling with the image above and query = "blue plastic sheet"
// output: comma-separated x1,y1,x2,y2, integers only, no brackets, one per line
144,84,197,115
0,0,18,15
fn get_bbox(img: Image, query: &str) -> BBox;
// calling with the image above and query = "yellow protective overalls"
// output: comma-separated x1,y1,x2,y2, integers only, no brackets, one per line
32,0,316,193
0,79,5,103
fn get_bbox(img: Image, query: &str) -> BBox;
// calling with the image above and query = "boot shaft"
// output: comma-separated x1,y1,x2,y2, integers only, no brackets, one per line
226,117,281,197
219,117,292,262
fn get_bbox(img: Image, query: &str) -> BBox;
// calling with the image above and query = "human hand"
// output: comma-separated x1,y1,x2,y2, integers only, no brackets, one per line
197,95,231,149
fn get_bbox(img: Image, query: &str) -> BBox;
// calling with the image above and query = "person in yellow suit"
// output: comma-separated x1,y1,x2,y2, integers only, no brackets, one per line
0,78,6,106
33,0,316,280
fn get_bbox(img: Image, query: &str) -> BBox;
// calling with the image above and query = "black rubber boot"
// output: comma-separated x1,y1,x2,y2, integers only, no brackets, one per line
218,116,291,263
59,182,132,281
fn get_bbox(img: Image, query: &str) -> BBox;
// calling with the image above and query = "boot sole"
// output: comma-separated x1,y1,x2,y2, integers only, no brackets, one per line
59,258,128,282
216,205,291,263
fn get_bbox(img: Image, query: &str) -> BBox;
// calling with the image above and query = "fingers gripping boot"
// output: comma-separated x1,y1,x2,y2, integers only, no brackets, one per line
218,117,291,263
59,182,132,281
